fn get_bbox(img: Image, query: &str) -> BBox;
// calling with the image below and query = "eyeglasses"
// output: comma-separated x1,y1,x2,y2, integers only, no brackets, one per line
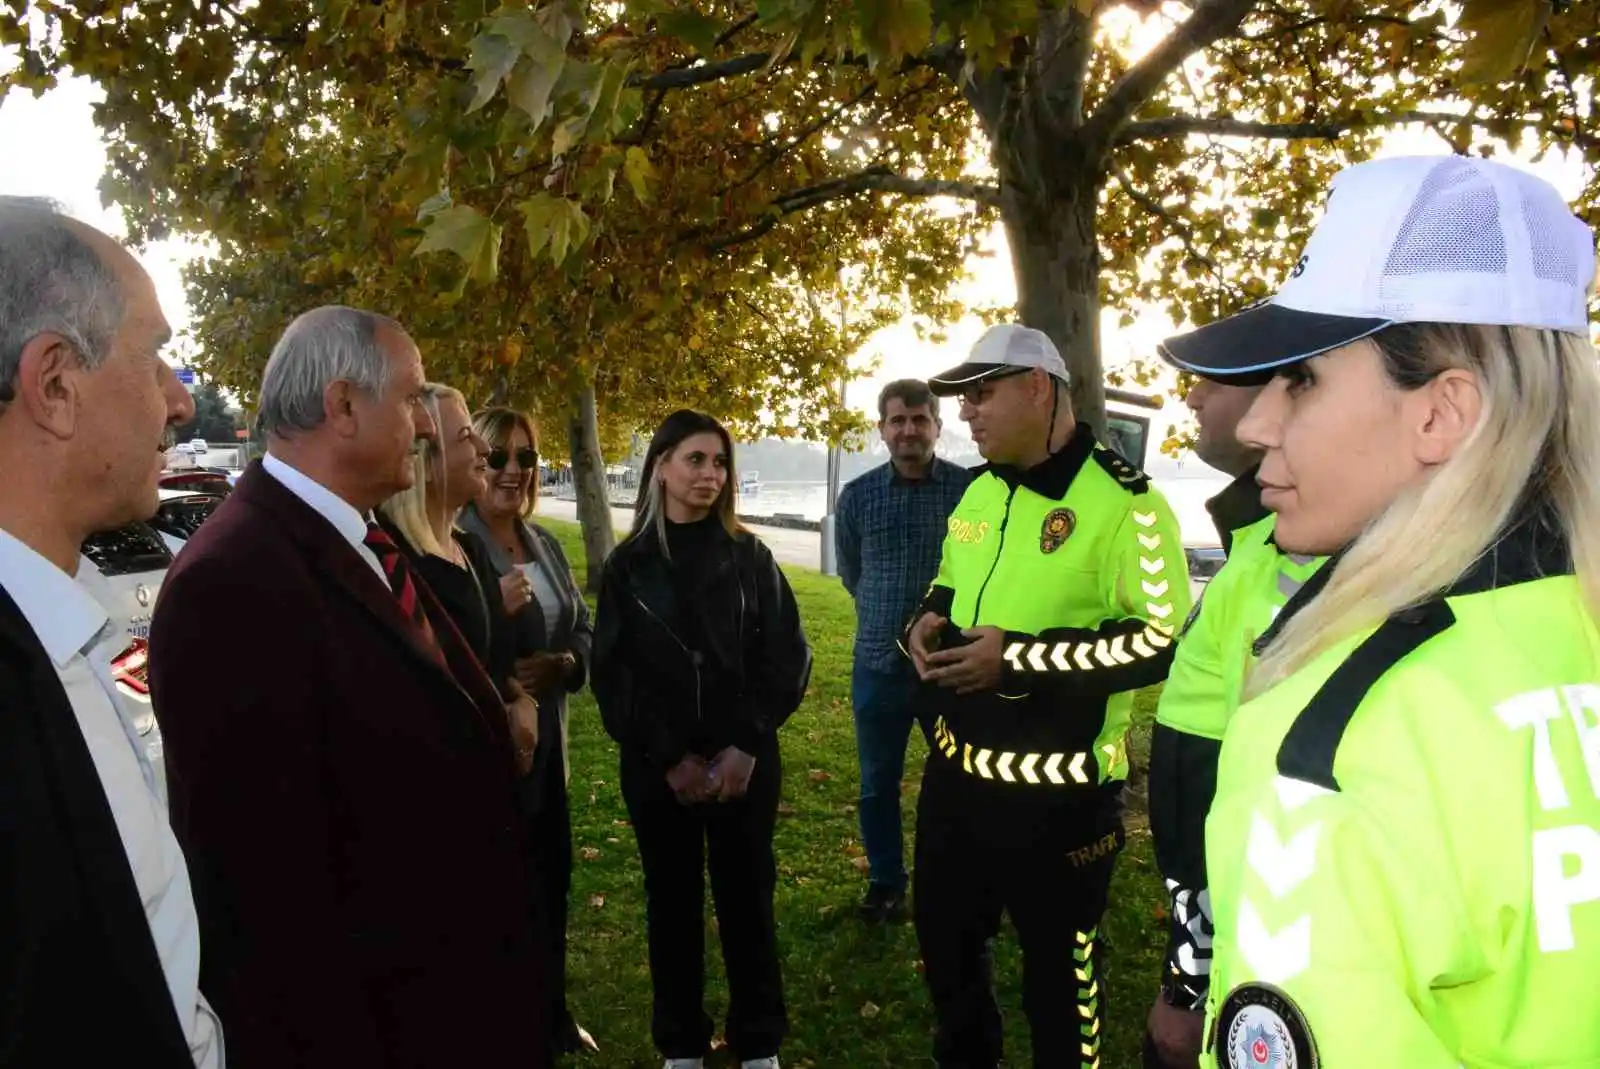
488,446,538,471
956,367,1030,405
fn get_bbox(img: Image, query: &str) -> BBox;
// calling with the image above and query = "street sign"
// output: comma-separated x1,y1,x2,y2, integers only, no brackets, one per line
175,367,197,385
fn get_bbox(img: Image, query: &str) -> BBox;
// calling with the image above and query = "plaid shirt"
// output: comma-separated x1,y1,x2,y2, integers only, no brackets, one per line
836,457,975,672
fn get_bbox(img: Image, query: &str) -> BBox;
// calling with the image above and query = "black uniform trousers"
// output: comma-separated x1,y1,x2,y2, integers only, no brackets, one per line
620,745,787,1061
914,758,1125,1069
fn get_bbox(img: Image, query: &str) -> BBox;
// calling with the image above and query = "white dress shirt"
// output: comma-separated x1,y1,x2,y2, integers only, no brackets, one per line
262,453,387,583
0,527,222,1068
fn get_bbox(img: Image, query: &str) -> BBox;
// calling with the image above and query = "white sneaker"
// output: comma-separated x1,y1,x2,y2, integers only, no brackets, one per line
664,1060,704,1069
742,1059,780,1069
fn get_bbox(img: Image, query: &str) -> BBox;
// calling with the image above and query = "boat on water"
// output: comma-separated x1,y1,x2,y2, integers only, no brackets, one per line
738,470,761,495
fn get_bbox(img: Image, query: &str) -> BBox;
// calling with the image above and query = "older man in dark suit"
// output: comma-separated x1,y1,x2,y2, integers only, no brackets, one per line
0,197,218,1068
149,306,546,1068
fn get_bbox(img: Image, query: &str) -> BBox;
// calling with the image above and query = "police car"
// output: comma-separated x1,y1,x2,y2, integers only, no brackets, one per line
77,484,228,801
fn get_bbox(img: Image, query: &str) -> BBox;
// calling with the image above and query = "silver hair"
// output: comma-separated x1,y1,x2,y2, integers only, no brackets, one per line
256,305,404,437
0,196,126,405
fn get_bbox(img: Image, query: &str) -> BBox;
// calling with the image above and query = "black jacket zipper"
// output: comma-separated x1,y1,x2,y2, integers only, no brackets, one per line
631,592,703,724
970,485,1016,622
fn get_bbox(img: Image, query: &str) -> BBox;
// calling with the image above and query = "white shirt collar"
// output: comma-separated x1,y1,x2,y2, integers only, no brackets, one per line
0,526,110,668
262,452,372,550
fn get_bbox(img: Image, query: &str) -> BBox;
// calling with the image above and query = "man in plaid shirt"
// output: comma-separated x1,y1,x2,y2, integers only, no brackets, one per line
836,379,973,922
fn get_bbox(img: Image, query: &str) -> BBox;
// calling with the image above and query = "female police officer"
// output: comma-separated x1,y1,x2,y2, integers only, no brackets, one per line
1159,154,1600,1067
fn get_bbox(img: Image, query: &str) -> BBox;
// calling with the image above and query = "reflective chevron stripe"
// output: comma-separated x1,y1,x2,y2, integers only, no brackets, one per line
1236,896,1311,983
997,509,1177,683
1137,518,1177,645
1167,878,1215,979
1076,928,1102,1067
932,716,1096,787
1246,814,1321,898
1003,622,1173,677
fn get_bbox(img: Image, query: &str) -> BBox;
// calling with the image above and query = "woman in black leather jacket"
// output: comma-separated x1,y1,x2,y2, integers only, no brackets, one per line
593,409,810,1069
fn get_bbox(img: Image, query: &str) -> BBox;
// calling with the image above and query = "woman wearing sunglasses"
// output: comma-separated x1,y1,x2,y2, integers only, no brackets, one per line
1159,155,1600,1067
458,405,596,1059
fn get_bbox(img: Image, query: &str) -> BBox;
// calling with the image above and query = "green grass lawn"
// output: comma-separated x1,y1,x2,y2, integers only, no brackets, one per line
543,519,1167,1068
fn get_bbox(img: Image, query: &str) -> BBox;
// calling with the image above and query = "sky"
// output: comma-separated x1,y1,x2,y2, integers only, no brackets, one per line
0,65,1589,453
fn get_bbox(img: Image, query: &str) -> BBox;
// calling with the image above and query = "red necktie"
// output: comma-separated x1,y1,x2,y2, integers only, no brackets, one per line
363,524,447,667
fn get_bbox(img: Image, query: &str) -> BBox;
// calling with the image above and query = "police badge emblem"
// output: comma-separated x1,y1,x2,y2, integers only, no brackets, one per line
1039,508,1075,553
1216,983,1318,1069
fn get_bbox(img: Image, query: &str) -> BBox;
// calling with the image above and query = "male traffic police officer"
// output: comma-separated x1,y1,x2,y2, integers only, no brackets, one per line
1143,376,1325,1069
905,324,1192,1068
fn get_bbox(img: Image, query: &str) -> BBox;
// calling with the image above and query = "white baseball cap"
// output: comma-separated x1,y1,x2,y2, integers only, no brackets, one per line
1159,154,1597,380
929,323,1073,396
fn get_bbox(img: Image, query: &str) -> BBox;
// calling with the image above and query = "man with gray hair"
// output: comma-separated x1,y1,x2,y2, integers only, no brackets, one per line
149,306,549,1067
0,197,220,1066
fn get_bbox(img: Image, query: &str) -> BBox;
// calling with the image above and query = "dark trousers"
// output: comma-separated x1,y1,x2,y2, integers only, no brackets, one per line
522,751,576,1056
851,661,933,892
914,762,1124,1069
620,747,787,1061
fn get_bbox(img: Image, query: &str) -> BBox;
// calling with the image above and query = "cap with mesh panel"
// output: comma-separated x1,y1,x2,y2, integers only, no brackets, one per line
1159,155,1597,381
929,323,1073,397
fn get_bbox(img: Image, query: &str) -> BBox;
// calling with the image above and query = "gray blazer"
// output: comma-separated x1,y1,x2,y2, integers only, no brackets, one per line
458,502,593,784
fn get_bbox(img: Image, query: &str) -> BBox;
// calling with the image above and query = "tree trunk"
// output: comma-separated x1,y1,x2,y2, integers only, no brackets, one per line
567,383,615,593
965,26,1109,441
999,168,1107,438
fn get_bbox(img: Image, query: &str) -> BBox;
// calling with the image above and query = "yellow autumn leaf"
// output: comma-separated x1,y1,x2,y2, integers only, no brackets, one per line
1455,0,1551,85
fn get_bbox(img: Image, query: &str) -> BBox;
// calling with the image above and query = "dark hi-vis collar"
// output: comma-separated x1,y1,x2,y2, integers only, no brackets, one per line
1260,504,1573,793
977,426,1153,504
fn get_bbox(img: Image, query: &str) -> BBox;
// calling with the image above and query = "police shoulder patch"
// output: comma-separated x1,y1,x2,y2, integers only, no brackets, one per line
1091,446,1151,492
1215,983,1319,1069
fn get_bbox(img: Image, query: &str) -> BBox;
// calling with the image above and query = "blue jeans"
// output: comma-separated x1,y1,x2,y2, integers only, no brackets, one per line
852,661,933,892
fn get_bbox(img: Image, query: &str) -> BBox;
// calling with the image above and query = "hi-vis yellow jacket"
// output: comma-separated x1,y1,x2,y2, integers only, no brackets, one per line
911,427,1192,790
1150,505,1327,1011
1204,519,1600,1069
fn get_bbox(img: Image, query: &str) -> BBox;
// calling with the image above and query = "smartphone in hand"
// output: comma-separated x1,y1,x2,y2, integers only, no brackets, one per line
937,621,976,651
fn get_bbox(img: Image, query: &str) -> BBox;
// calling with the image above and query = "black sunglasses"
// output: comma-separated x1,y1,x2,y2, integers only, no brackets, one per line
488,446,538,471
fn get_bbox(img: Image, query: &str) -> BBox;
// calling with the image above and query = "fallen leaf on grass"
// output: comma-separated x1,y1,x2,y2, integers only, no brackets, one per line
776,802,797,816
588,894,605,909
808,769,832,783
851,856,871,873
578,846,601,861
605,836,620,844
860,1000,881,1019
